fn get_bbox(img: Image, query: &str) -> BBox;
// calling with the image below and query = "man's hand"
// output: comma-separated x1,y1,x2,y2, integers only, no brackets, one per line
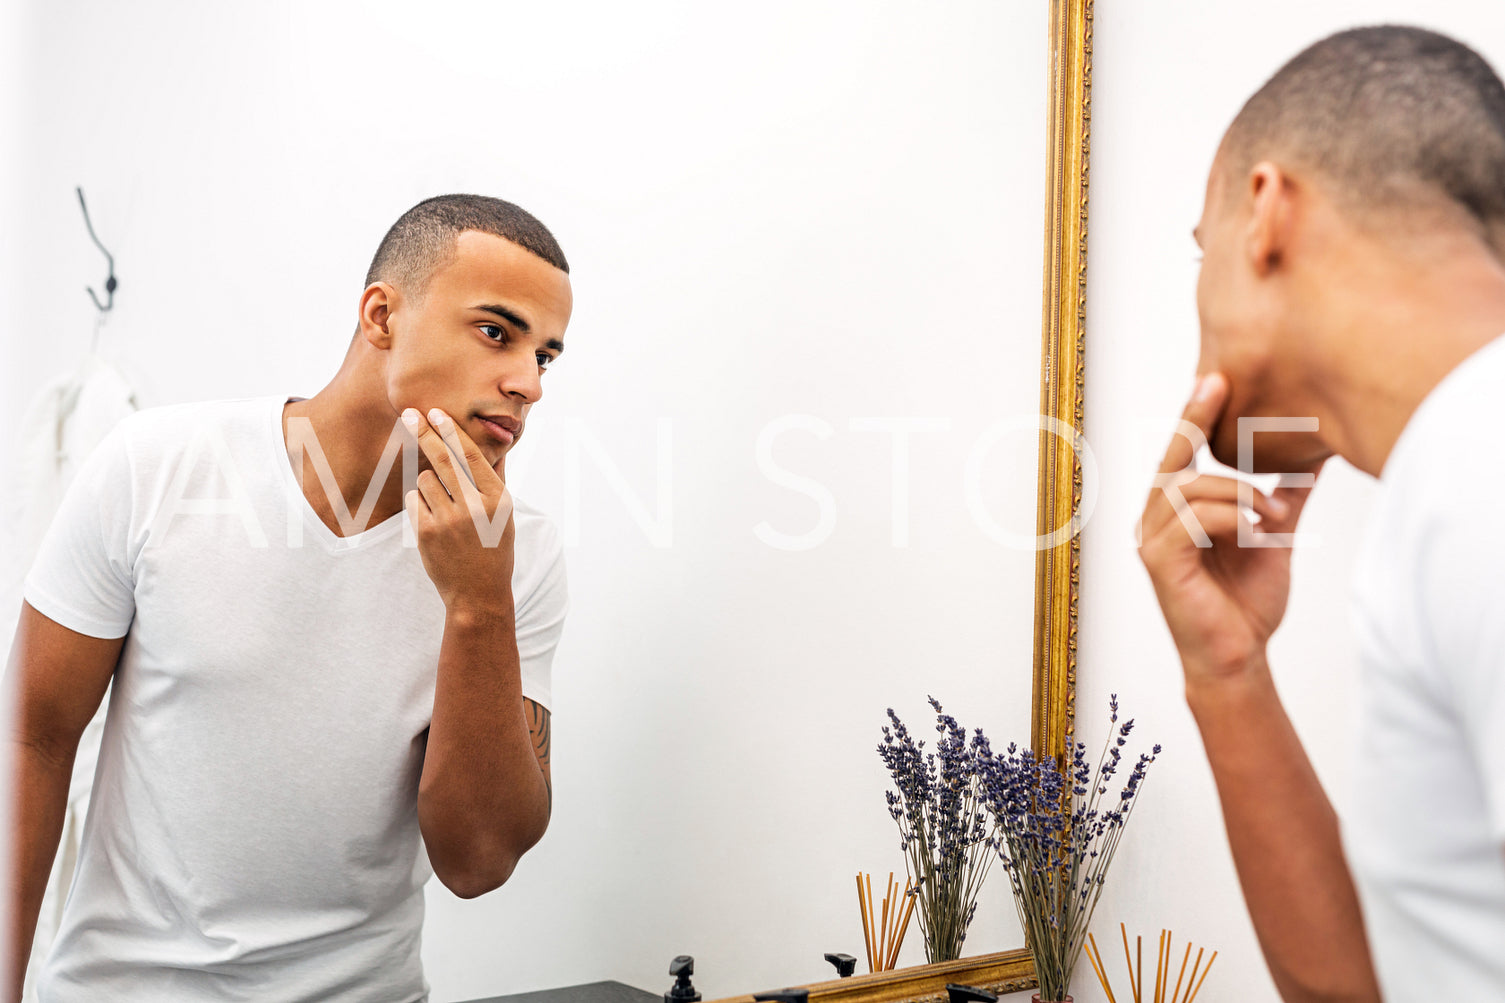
401,408,515,613
1138,372,1323,688
1137,374,1381,1003
403,406,550,898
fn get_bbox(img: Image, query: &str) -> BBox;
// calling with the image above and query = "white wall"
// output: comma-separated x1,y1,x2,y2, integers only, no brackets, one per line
1077,3,1505,1002
4,2,1053,1000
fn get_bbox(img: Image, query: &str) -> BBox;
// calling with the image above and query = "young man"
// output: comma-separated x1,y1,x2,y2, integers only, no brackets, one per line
6,194,572,1001
1139,26,1505,1002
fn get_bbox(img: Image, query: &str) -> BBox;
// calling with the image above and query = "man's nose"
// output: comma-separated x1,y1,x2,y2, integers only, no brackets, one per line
499,358,542,404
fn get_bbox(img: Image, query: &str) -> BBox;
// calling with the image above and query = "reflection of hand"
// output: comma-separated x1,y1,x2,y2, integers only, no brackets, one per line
401,407,516,614
1138,373,1324,689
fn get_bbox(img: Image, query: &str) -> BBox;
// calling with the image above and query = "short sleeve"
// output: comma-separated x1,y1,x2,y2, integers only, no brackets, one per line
512,513,566,712
22,421,138,639
1417,515,1505,843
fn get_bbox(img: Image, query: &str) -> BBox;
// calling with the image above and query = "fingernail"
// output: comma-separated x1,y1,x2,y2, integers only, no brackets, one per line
401,409,419,427
1269,496,1291,518
1193,375,1211,402
428,408,445,425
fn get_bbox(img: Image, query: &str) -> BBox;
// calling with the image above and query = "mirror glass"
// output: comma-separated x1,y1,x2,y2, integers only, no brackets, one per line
8,2,1052,1000
492,6,1052,998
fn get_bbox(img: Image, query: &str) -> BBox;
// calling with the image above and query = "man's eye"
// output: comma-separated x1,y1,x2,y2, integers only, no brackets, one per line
481,324,506,342
537,353,554,371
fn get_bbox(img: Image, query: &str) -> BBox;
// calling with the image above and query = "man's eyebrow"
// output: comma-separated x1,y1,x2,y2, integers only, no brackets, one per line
475,304,531,333
473,304,562,354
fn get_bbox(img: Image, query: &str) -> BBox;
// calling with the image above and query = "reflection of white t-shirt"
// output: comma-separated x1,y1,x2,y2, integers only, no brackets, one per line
1348,337,1505,998
23,396,566,1003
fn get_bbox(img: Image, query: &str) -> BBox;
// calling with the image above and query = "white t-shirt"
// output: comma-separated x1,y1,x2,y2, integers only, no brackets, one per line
22,395,567,1003
1348,336,1505,998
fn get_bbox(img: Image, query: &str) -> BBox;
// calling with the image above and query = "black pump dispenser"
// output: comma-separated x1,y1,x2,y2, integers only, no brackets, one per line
664,956,701,1002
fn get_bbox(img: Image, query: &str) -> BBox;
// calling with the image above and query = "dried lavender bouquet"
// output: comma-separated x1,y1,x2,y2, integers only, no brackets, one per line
877,697,999,963
981,696,1160,1003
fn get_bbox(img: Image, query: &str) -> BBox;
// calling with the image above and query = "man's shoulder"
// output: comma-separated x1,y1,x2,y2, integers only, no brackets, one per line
108,396,279,456
121,395,277,428
1385,335,1505,482
1359,335,1505,596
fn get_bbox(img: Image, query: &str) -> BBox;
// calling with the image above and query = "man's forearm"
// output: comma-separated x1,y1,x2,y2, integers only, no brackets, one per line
1188,661,1380,1003
417,599,549,899
7,741,74,1002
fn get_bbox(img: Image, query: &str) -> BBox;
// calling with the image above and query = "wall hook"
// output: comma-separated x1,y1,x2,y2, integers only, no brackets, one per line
76,186,118,313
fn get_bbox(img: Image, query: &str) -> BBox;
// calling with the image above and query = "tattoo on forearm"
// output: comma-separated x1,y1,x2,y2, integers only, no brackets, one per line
526,700,552,811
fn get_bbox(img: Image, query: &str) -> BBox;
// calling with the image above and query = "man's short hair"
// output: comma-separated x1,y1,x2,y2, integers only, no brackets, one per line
1224,25,1505,249
364,194,570,299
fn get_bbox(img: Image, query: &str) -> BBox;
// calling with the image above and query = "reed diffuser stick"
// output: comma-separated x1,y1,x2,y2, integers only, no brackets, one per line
1120,924,1139,1003
1091,928,1217,1003
1161,927,1173,999
1161,931,1173,1003
885,875,898,963
880,875,891,970
1154,931,1165,1003
1185,951,1217,1003
1136,935,1143,1003
1171,943,1191,1003
856,871,918,973
1182,948,1204,1003
885,881,916,971
857,875,873,973
865,874,876,970
1085,933,1117,1003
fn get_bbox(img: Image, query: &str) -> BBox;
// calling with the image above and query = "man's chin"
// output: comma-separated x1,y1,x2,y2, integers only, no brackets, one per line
1210,433,1324,475
487,439,518,472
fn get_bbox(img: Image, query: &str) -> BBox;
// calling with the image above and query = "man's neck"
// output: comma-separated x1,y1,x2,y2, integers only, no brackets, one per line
281,374,410,538
1305,241,1505,477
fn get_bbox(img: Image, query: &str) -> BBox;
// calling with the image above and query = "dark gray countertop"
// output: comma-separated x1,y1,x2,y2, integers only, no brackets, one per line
456,980,659,1003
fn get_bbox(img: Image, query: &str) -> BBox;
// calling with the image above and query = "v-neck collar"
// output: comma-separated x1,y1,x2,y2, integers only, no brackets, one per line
269,396,407,552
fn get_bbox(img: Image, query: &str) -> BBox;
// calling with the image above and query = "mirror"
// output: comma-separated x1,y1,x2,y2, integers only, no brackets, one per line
6,1,1089,1000
476,3,1089,998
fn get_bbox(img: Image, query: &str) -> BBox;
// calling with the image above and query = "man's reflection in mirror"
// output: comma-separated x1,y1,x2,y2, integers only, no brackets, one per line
7,195,573,1002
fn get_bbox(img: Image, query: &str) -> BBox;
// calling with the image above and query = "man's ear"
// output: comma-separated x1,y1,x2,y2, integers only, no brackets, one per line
358,282,398,349
1244,161,1295,277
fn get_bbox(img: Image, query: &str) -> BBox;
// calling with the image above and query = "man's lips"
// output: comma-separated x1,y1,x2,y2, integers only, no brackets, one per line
475,414,521,445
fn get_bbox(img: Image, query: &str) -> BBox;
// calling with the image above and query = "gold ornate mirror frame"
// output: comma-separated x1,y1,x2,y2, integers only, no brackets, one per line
711,1,1091,999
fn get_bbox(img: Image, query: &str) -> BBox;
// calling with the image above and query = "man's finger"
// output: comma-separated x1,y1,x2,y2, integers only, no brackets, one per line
430,410,503,495
402,408,465,502
403,487,430,529
421,408,485,499
414,469,451,510
1265,457,1328,531
1199,474,1303,528
1142,496,1255,558
1157,372,1230,476
1142,373,1232,541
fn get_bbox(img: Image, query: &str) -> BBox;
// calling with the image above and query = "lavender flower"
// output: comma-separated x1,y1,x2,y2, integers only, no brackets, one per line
877,697,999,963
980,696,1159,1002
